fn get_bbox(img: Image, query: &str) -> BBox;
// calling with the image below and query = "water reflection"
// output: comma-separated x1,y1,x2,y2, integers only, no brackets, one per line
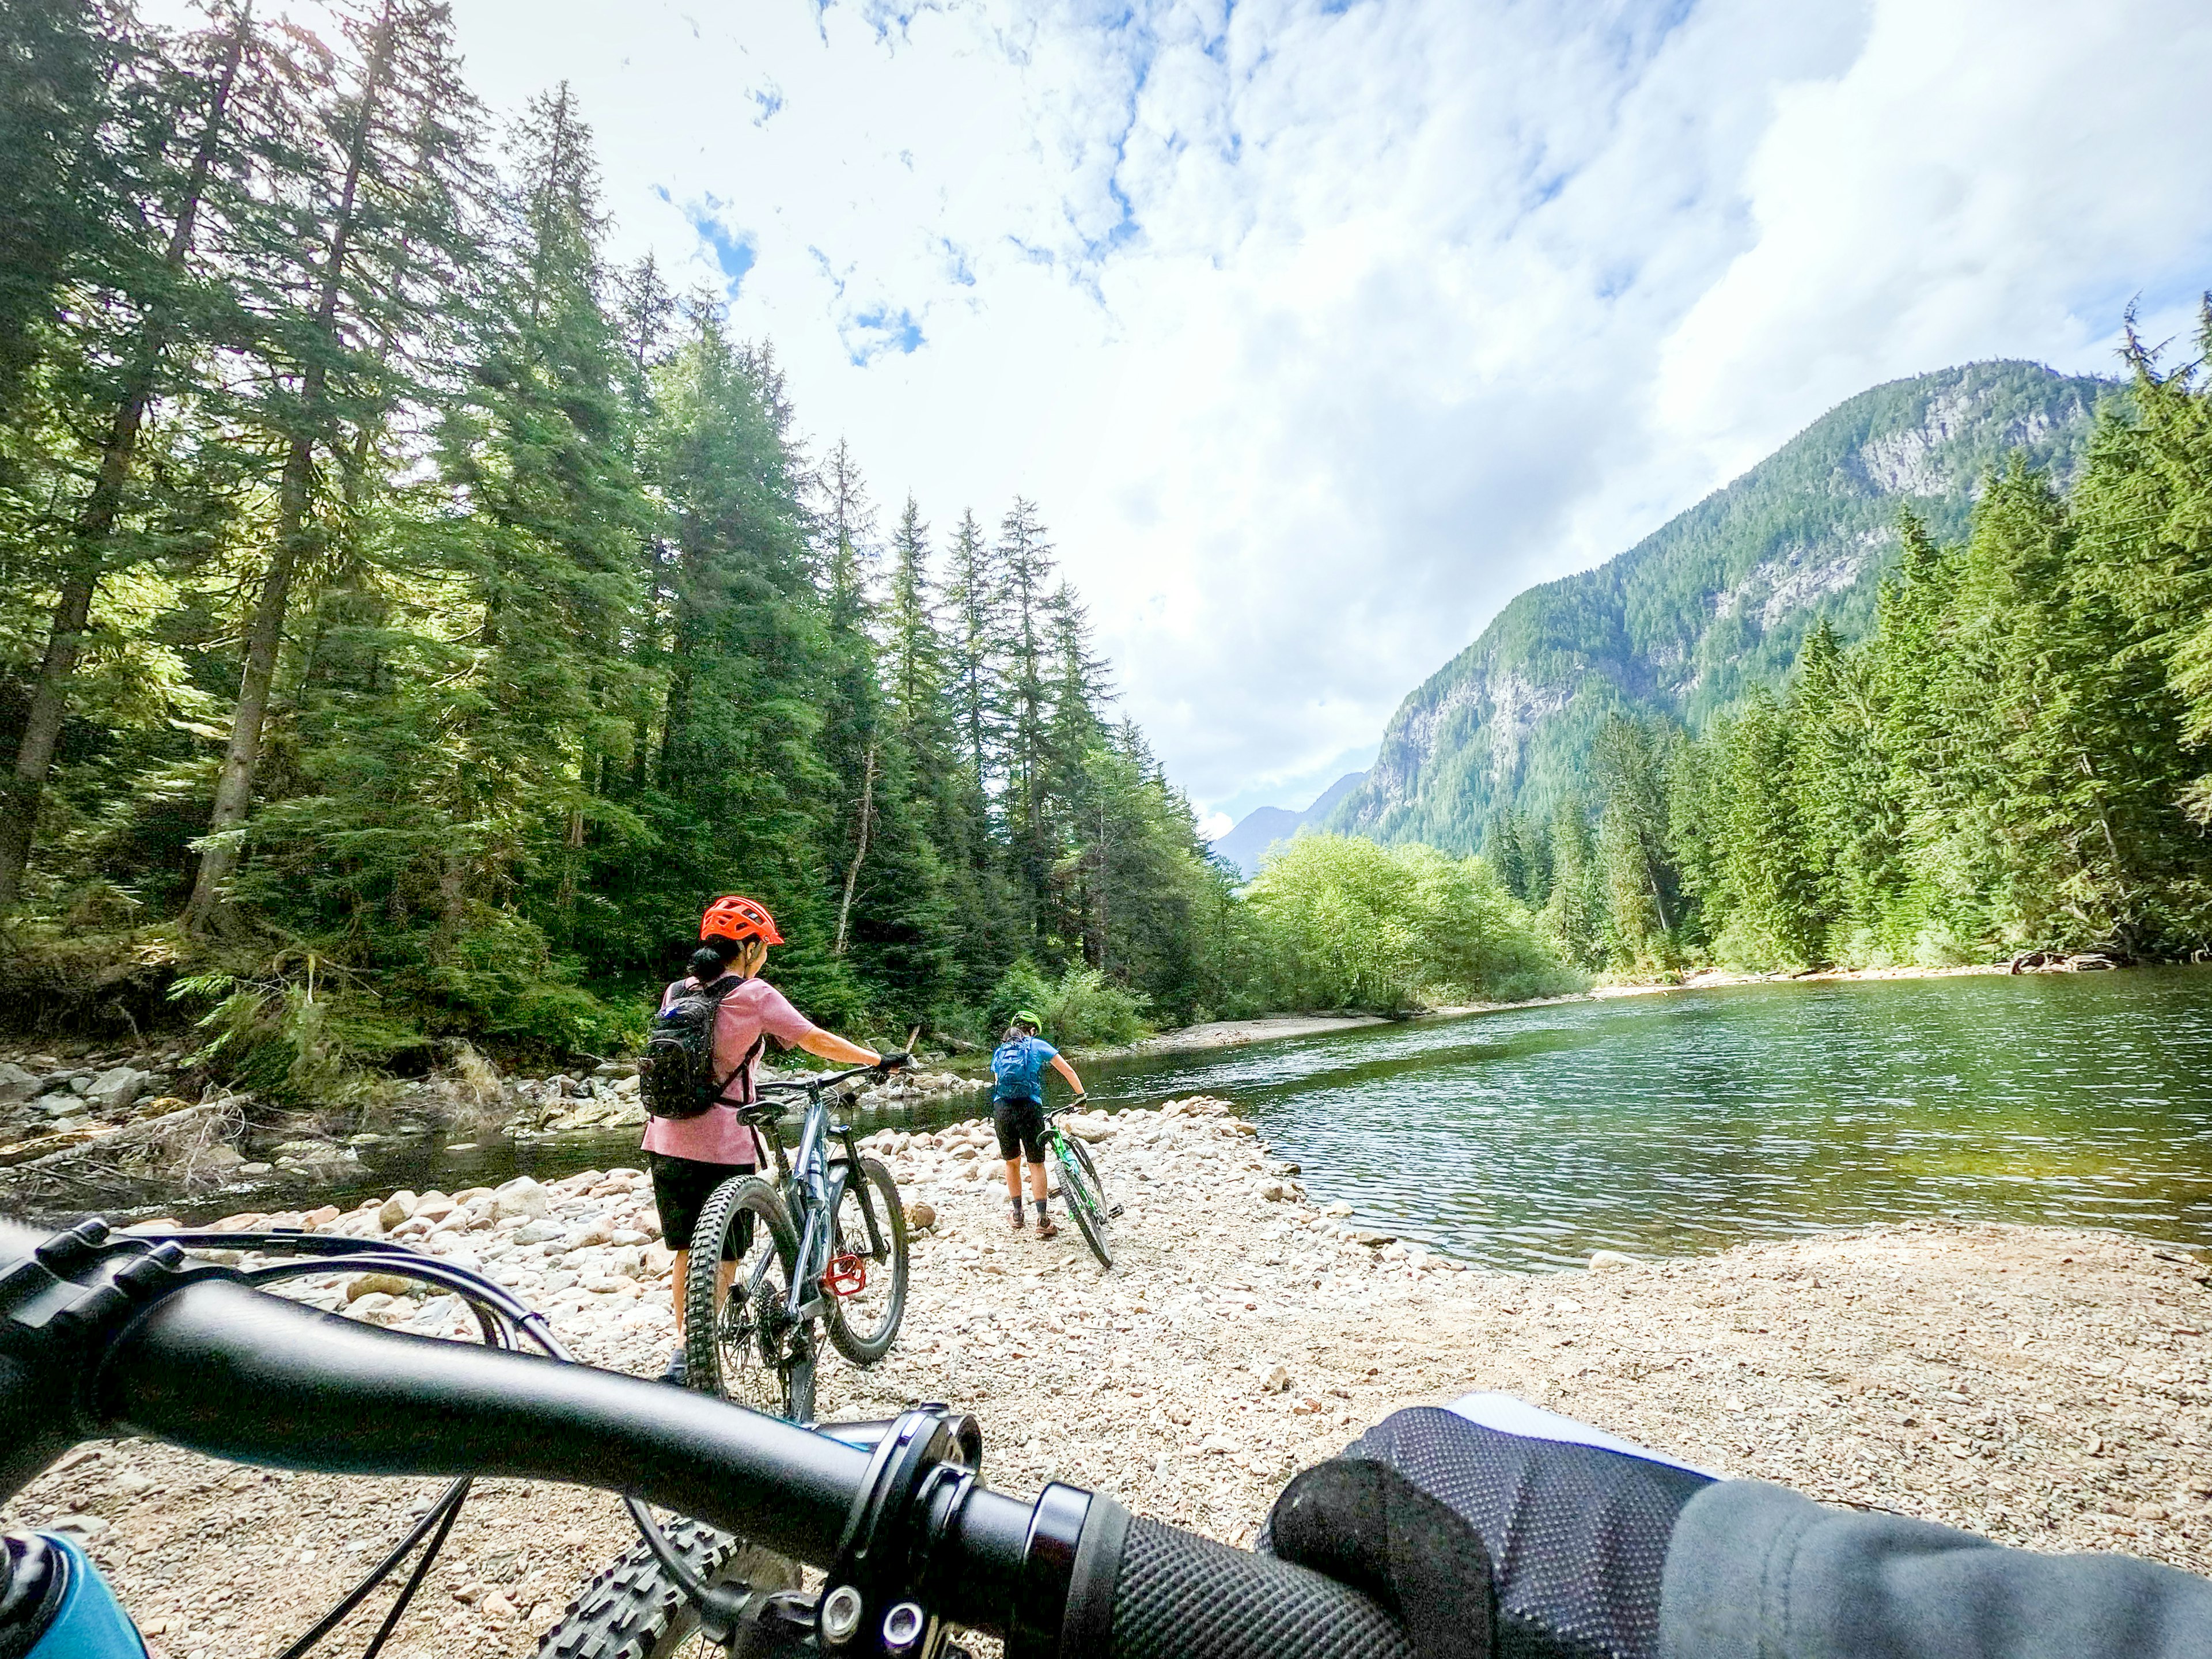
1084,967,2212,1269
305,967,2212,1272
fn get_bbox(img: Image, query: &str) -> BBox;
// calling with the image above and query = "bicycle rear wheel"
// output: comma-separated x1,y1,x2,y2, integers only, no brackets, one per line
531,1517,797,1659
1054,1132,1113,1270
681,1176,815,1422
824,1156,909,1365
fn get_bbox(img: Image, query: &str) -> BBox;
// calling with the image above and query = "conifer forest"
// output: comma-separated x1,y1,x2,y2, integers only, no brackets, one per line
3,0,2210,1087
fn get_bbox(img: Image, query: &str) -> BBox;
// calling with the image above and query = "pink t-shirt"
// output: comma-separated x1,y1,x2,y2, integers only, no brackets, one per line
640,975,816,1165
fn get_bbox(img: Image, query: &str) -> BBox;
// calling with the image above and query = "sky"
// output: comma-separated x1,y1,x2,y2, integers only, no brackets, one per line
168,0,2212,834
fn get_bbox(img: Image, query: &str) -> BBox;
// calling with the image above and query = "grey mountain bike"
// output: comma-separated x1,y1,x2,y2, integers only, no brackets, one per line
683,1063,909,1422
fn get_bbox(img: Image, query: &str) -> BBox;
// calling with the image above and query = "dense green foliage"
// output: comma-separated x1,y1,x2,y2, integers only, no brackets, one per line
1483,323,2212,974
1243,834,1581,1012
1330,362,2113,851
0,0,1259,1070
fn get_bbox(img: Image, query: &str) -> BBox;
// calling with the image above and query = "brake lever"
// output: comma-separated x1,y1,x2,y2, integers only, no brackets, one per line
725,1588,820,1657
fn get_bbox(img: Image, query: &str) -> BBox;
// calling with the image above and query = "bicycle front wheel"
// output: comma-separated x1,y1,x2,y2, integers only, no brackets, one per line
824,1156,910,1365
1054,1132,1113,1270
531,1518,798,1659
682,1176,815,1422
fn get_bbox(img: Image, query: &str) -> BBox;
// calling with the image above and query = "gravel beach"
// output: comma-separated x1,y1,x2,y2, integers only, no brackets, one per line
6,1094,2209,1658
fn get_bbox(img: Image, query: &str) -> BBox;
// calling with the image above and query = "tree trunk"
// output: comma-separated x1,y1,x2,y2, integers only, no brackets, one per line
0,18,247,910
184,6,392,932
833,744,877,956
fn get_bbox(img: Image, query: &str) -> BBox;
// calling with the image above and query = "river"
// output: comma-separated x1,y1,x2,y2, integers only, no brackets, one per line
331,966,2212,1271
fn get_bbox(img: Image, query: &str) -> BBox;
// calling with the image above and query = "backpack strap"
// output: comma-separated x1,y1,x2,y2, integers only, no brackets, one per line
697,974,764,1108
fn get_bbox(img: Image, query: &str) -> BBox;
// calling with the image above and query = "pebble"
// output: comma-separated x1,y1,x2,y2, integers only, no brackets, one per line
2,1094,2206,1657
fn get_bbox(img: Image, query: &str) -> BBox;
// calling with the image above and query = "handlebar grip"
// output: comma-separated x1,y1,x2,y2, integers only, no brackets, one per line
1065,1498,1415,1659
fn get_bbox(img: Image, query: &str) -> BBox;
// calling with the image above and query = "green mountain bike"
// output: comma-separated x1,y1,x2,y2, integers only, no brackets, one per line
1043,1096,1120,1270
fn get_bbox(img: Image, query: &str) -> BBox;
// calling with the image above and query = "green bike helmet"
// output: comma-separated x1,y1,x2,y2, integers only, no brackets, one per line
1012,1009,1046,1032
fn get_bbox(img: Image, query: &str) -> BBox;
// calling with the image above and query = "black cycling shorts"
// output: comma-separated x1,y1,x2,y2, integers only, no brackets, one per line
992,1096,1047,1162
649,1151,756,1259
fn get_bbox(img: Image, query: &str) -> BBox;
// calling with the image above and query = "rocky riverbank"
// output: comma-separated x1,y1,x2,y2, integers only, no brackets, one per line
0,1035,977,1216
3,1095,2208,1659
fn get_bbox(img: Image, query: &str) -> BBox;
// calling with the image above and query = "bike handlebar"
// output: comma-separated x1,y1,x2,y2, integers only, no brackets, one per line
754,1060,884,1095
0,1219,1412,1659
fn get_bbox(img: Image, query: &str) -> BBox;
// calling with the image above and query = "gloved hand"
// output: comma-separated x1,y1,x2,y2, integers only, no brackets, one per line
1262,1399,1713,1659
873,1050,912,1074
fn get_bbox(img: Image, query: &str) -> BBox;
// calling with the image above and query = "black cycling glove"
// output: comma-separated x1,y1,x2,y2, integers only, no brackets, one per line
874,1050,913,1073
1262,1402,1713,1659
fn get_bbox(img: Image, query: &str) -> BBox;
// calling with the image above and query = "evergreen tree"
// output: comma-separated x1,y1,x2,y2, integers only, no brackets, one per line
1540,795,1605,968
940,506,1001,796
0,5,259,907
183,0,479,931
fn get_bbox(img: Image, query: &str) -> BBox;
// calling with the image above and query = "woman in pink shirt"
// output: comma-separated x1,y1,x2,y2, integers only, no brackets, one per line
649,895,900,1386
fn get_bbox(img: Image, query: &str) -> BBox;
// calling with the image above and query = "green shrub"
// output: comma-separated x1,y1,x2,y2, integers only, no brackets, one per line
984,958,1152,1050
1247,835,1583,1010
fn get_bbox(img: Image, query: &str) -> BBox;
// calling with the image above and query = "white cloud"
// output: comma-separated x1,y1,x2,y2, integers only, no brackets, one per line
158,0,2212,820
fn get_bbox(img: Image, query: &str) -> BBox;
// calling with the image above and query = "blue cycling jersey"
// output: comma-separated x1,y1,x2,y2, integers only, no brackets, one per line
990,1035,1058,1103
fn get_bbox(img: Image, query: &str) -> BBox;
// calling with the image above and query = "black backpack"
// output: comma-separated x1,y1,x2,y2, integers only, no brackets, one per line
638,974,763,1120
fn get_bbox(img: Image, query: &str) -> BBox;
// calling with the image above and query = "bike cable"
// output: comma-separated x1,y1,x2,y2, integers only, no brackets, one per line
140,1228,732,1655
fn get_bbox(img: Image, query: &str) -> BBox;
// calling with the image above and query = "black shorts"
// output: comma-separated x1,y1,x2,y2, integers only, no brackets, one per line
650,1152,756,1259
993,1097,1047,1162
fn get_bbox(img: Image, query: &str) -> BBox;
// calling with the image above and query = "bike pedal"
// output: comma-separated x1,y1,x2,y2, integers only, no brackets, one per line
1109,1203,1124,1218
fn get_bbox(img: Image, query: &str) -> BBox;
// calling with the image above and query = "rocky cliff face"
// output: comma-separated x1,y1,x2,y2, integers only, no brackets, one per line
1326,361,2113,851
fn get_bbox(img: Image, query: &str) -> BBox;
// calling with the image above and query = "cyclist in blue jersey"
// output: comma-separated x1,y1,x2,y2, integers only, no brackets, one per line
990,1009,1086,1236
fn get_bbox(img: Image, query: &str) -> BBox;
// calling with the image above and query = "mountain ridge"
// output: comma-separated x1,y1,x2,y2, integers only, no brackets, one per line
1211,770,1368,878
1323,360,2117,852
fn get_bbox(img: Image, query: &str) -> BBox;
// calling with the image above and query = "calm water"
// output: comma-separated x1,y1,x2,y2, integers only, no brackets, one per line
290,968,2212,1272
1081,967,2212,1270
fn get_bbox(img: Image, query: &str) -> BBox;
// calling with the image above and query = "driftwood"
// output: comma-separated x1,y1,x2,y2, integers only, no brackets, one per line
2009,949,2127,974
0,1099,247,1214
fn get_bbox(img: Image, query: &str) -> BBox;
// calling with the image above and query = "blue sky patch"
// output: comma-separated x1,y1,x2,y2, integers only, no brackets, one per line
842,304,925,366
681,192,757,298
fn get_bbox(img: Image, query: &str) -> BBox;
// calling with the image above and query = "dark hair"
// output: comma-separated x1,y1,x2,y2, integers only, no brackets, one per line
689,940,738,982
1002,1021,1035,1045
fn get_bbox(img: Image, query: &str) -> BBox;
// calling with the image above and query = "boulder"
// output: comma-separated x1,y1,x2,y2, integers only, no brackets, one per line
495,1176,550,1219
512,1218,565,1245
0,1063,40,1106
40,1094,89,1120
1589,1249,1639,1272
378,1190,419,1231
347,1272,416,1302
85,1066,150,1115
906,1200,938,1231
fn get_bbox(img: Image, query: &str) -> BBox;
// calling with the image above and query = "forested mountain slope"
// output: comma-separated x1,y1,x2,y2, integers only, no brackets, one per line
1325,362,2114,851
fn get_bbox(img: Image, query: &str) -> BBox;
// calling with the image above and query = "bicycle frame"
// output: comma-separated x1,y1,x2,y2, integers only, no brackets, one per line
753,1069,891,1326
1044,1117,1101,1221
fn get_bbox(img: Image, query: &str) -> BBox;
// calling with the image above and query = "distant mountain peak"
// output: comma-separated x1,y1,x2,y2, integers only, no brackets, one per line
1324,360,2115,851
1210,770,1369,878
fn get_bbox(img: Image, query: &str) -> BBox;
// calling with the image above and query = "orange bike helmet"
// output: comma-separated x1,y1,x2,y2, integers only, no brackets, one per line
700,894,784,946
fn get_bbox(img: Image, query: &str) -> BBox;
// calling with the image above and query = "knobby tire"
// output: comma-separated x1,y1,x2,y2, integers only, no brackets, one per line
1055,1132,1113,1270
681,1176,814,1423
531,1517,797,1659
824,1155,909,1366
